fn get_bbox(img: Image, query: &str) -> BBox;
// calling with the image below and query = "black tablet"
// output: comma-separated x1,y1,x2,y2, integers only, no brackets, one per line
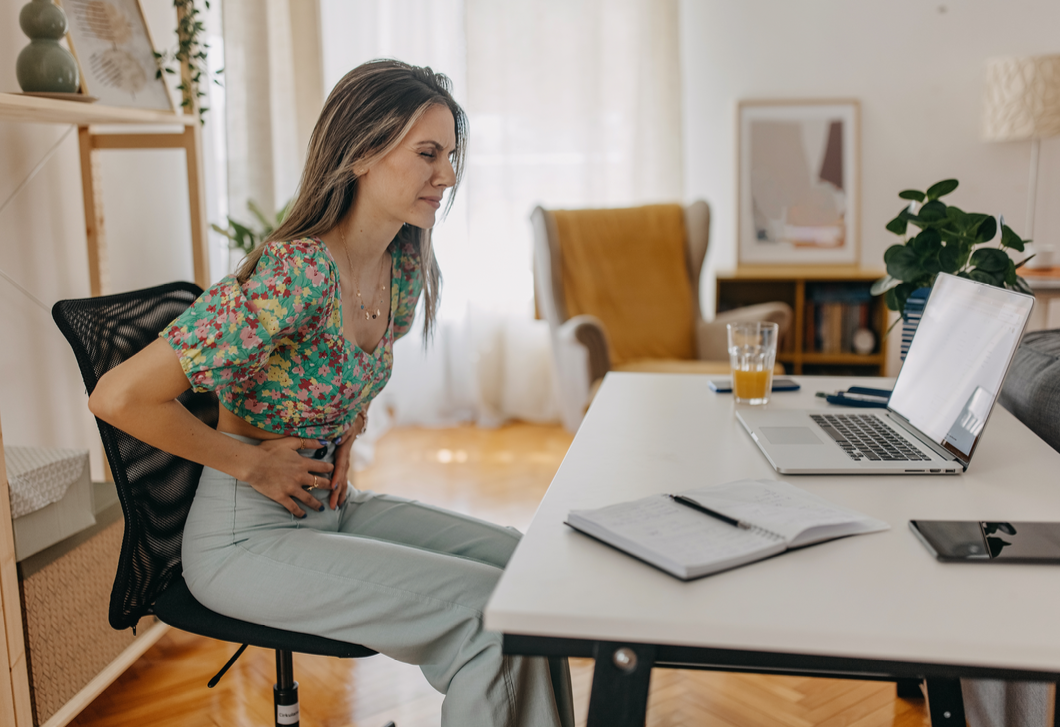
909,520,1060,563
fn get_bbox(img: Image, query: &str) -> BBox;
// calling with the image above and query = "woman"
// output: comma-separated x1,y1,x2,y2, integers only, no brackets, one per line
90,59,574,727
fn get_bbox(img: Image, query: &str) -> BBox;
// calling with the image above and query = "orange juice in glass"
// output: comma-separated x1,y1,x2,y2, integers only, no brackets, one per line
727,322,779,405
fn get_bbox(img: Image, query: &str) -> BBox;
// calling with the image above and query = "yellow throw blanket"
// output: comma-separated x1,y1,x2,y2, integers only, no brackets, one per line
554,204,695,366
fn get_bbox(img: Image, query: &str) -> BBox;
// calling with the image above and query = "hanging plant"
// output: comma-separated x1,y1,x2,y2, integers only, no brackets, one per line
153,0,222,122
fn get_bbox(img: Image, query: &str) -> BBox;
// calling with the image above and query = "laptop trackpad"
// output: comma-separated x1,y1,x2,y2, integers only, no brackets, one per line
761,427,822,445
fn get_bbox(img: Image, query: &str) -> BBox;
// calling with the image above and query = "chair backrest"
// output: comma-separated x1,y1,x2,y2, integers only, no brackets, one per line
531,201,712,366
52,281,217,631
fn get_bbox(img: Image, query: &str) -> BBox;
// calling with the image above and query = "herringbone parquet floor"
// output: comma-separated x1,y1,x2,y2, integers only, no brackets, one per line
70,423,929,727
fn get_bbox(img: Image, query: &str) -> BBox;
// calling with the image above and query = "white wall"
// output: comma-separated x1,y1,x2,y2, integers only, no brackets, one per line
0,0,224,477
680,0,1060,375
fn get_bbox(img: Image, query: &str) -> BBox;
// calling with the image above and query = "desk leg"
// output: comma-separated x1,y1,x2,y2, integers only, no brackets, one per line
896,678,924,698
587,642,655,727
925,678,965,726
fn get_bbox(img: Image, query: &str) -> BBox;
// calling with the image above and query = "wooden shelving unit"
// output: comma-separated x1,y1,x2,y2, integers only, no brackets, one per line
716,266,888,375
0,92,208,727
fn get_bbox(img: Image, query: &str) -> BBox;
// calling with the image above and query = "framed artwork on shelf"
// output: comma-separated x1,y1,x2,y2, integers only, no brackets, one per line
737,99,860,266
58,0,174,112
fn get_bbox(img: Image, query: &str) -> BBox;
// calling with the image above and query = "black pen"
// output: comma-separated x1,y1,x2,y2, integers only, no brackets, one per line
669,494,751,529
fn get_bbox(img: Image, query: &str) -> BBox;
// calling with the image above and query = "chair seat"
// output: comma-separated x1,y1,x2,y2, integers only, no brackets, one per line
154,575,377,659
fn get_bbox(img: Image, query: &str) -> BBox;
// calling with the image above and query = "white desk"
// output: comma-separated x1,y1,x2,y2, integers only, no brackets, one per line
485,374,1060,726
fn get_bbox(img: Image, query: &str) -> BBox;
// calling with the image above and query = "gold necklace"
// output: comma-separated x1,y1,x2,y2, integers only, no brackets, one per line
338,226,388,320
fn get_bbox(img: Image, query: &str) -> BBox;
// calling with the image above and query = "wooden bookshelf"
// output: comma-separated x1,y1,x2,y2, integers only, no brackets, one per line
716,266,888,375
0,93,195,126
0,91,206,727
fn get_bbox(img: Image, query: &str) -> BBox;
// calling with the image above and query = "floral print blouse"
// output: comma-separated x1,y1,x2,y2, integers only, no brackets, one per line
161,236,422,440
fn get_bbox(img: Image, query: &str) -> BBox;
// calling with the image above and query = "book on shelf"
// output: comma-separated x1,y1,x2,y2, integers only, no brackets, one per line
804,283,874,355
566,479,889,580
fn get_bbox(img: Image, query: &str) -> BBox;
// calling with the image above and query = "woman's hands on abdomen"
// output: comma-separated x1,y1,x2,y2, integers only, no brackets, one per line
243,437,334,517
90,338,333,518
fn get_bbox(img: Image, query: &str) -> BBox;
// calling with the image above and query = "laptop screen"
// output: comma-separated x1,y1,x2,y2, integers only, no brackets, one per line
888,273,1034,463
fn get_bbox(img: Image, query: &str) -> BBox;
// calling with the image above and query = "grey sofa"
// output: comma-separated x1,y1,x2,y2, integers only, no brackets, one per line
962,329,1060,727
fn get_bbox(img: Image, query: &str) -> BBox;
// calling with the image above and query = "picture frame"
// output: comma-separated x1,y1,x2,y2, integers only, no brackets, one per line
737,99,860,266
58,0,174,112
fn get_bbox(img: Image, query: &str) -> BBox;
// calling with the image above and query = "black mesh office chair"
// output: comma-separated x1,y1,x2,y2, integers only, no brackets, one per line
53,281,393,727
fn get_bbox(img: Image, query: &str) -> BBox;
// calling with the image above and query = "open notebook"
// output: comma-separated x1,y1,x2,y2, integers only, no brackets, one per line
566,479,889,580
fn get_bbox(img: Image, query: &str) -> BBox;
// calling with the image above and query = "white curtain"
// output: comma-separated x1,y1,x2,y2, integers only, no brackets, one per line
229,0,684,463
222,0,326,231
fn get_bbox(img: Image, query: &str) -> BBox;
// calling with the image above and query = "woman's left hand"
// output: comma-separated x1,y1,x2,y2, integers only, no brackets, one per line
329,412,367,509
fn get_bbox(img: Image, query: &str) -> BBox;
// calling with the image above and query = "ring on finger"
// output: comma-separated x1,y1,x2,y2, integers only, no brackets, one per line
311,475,318,490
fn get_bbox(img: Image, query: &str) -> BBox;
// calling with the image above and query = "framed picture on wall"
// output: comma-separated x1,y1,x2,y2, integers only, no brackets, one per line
737,99,860,266
58,0,174,111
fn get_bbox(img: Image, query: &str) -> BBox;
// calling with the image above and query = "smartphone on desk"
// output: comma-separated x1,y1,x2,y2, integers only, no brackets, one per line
709,377,800,393
909,520,1060,563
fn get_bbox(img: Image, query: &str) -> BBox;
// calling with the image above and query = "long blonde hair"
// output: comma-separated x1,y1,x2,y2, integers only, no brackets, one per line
236,59,468,339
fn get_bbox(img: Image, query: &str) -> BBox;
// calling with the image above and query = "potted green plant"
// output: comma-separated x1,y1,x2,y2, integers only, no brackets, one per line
871,179,1034,323
212,198,292,259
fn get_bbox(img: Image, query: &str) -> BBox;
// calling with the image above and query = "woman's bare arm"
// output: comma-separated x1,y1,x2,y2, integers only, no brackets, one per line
89,338,330,516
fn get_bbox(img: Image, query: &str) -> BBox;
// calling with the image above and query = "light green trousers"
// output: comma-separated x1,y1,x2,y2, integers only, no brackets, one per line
181,434,574,727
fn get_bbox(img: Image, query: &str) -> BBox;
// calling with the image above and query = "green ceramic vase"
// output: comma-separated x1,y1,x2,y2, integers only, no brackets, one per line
16,0,80,93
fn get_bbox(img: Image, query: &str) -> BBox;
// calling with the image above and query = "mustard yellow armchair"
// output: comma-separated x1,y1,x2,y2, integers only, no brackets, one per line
532,201,792,431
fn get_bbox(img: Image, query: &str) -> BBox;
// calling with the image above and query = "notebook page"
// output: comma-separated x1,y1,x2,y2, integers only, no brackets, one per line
569,494,781,567
681,479,886,545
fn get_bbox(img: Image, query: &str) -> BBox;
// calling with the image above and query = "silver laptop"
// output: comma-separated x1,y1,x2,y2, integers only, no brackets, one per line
737,273,1034,474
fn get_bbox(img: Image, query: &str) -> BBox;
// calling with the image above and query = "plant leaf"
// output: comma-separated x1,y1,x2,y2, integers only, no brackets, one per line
969,247,1010,273
210,223,234,239
886,212,909,236
938,243,963,273
974,216,997,243
884,286,901,314
898,189,926,201
870,275,902,296
885,245,922,282
1012,277,1034,295
925,179,959,200
247,200,271,228
968,268,1003,286
1000,224,1026,252
918,200,947,222
945,204,968,227
913,227,942,254
1014,254,1036,269
1003,258,1019,286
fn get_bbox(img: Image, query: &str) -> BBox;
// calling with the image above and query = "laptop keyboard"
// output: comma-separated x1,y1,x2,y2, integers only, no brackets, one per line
809,413,931,462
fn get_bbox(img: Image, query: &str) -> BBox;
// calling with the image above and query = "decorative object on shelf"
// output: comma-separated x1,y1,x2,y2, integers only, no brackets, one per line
58,0,174,111
153,0,222,121
983,55,1060,270
737,99,860,266
803,282,875,356
852,327,876,356
872,179,1033,336
16,0,80,94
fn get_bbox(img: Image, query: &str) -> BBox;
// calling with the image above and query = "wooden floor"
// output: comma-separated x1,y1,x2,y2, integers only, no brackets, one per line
70,423,928,727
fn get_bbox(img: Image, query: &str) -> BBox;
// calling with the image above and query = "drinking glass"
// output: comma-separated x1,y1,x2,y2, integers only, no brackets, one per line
727,322,779,405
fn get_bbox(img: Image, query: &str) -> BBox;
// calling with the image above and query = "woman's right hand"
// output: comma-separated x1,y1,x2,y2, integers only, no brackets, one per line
243,437,334,517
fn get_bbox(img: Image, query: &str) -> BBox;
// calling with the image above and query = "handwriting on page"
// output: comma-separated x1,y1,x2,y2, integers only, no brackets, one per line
586,496,777,562
685,480,868,542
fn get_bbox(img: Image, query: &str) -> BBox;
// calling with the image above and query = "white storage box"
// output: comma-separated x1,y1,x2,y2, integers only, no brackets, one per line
5,446,96,561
